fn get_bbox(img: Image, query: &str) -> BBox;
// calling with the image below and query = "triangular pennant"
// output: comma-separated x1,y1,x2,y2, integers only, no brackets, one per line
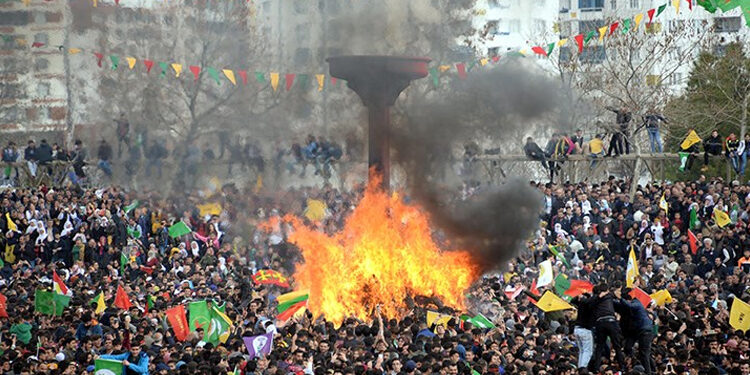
223,69,237,85
94,52,104,67
126,57,136,69
285,73,295,91
109,55,119,70
31,42,45,48
634,13,644,29
297,74,309,90
172,63,182,78
622,19,631,33
158,62,168,78
479,58,489,66
672,0,680,13
270,72,280,91
315,74,325,91
456,63,467,79
584,30,597,44
657,4,667,17
68,48,82,54
255,71,266,83
557,38,568,47
574,34,584,53
238,70,248,85
647,8,656,23
546,42,555,56
609,21,619,35
688,0,693,10
189,65,201,81
143,59,154,73
467,60,477,72
439,64,452,72
491,56,500,63
531,46,548,57
207,67,221,85
598,26,608,41
429,67,439,87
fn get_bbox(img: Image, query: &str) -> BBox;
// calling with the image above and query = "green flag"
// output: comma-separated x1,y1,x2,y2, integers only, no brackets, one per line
297,74,309,90
126,225,141,239
159,62,169,78
429,67,439,88
168,221,192,238
206,302,233,345
656,3,667,17
697,0,719,13
94,358,124,375
622,19,631,33
124,200,139,214
468,313,495,329
554,274,572,297
255,71,266,83
549,245,570,267
205,67,221,85
689,206,699,230
584,30,597,44
678,152,690,172
110,55,119,70
546,42,555,56
120,252,128,274
35,289,70,316
188,300,211,332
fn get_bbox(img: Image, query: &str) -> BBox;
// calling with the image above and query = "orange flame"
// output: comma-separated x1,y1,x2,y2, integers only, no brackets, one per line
281,178,480,326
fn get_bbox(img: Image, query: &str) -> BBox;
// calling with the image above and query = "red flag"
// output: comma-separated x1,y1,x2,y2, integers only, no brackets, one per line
0,293,7,318
531,46,548,57
574,34,584,53
564,280,593,297
504,285,524,300
285,73,296,91
456,63,467,79
629,287,653,308
527,279,539,304
609,22,619,35
647,8,656,24
687,0,692,10
491,56,500,63
238,70,248,85
31,42,45,48
143,60,154,74
94,52,104,67
330,77,338,86
115,285,132,310
166,305,190,341
252,269,290,288
189,65,201,81
688,229,698,255
277,301,306,321
53,270,69,295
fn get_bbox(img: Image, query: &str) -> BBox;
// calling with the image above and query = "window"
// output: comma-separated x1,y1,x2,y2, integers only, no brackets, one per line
715,17,741,33
0,107,19,123
33,33,48,45
34,11,45,24
488,0,510,9
534,19,547,33
646,75,661,86
610,0,616,9
560,0,571,11
559,46,572,62
580,46,606,64
669,72,683,86
262,1,271,14
508,19,520,33
295,23,309,43
488,47,500,57
645,22,662,34
579,0,604,11
669,20,685,32
36,82,50,97
34,58,48,71
630,0,639,8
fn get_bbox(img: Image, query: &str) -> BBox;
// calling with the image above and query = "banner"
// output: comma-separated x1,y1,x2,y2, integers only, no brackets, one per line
166,305,190,341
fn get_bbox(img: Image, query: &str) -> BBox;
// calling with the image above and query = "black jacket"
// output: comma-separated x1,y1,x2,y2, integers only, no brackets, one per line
36,143,53,163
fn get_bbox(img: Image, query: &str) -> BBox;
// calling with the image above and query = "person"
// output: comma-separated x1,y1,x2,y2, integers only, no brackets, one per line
740,133,750,178
606,106,632,156
642,112,667,153
589,134,605,169
545,133,562,182
145,140,167,179
98,344,149,375
71,139,87,180
2,141,19,185
97,139,113,177
114,113,131,159
587,283,626,372
616,287,655,374
24,139,37,177
523,136,547,170
571,293,594,369
570,129,585,154
703,130,723,171
726,133,741,175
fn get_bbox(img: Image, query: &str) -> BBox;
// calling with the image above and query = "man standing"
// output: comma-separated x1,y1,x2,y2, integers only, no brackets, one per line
642,112,667,153
24,140,37,177
71,139,87,179
617,287,654,374
571,293,595,369
703,130,723,171
606,106,632,156
97,139,113,177
114,113,130,159
587,283,626,372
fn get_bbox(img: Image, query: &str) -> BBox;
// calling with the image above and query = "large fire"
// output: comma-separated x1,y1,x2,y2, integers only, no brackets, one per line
280,178,480,326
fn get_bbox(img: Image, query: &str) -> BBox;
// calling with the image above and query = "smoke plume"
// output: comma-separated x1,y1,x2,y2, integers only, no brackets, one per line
393,63,564,272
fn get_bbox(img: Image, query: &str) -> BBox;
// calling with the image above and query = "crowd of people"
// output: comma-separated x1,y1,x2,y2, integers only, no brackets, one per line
0,159,749,374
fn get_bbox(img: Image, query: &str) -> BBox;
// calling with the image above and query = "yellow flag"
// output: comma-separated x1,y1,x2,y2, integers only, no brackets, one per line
626,245,639,287
126,57,136,69
16,38,26,47
222,69,236,85
650,289,673,306
172,63,183,78
714,208,731,228
276,290,309,305
270,72,280,91
729,298,750,332
254,175,263,194
5,213,17,232
659,194,668,215
315,74,325,91
598,26,608,41
535,291,574,312
672,0,680,13
426,311,452,327
93,0,97,7
94,292,106,314
557,38,568,47
680,130,702,150
68,48,82,54
304,199,327,222
197,203,222,217
634,13,644,29
438,65,451,72
479,58,489,66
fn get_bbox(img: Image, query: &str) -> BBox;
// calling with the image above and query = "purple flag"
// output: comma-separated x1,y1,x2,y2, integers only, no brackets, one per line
243,333,273,358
